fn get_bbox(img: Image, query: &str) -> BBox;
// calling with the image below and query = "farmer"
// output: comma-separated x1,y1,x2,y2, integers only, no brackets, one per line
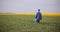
35,9,42,23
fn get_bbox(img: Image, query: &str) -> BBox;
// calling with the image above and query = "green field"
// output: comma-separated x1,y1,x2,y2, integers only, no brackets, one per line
0,16,60,32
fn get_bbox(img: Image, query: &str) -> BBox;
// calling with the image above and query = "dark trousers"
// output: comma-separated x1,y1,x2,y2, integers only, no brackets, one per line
35,19,40,23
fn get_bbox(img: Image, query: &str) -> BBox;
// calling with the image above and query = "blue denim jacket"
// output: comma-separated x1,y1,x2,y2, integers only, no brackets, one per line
35,12,42,20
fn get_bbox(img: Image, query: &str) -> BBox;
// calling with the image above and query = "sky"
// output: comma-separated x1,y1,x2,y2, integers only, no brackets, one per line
0,0,60,14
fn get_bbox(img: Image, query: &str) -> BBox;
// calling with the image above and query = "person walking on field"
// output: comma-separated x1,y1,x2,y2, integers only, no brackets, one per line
35,9,42,23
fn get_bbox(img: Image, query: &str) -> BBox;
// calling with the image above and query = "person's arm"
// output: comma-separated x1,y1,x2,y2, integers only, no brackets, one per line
35,13,38,19
40,13,42,20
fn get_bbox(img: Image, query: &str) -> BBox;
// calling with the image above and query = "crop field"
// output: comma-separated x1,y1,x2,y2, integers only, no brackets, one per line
0,16,60,32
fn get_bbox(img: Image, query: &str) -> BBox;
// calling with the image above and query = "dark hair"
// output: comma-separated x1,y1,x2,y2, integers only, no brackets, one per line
38,9,40,11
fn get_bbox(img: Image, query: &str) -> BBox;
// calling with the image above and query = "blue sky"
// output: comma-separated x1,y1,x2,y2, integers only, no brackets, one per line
0,0,60,14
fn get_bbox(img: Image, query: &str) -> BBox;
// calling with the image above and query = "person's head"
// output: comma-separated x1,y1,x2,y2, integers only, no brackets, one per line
38,9,40,11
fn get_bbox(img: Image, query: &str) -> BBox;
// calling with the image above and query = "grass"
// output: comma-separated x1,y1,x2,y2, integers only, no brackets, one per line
0,16,60,32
